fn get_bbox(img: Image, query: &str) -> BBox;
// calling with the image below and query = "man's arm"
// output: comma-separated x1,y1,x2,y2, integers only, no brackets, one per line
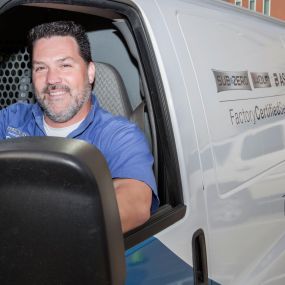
113,178,152,233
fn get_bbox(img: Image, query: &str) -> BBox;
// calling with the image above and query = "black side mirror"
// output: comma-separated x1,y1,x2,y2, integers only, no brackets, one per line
0,137,125,285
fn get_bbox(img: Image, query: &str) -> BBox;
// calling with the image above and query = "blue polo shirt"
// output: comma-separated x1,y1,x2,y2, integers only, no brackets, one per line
0,95,159,212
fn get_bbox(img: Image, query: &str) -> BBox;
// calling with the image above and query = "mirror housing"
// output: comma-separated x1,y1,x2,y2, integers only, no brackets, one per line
0,137,125,285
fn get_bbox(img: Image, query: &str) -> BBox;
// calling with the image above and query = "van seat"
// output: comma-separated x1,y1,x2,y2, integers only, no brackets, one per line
93,61,145,131
94,62,132,117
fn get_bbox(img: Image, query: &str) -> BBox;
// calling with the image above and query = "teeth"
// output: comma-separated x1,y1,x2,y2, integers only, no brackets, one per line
49,90,66,96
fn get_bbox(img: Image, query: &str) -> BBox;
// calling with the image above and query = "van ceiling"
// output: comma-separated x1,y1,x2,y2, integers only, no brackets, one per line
0,5,114,46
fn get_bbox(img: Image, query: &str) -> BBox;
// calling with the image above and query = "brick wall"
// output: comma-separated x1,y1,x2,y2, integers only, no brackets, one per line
226,0,285,21
271,1,285,20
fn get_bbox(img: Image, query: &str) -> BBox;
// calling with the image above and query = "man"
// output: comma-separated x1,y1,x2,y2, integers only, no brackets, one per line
0,21,159,233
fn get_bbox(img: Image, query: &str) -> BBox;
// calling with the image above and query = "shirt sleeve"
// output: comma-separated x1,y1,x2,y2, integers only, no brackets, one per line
101,118,159,213
0,108,8,139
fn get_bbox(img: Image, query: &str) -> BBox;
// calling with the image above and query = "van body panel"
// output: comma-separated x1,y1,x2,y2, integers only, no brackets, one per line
173,2,285,284
132,0,210,270
125,237,195,285
131,0,285,284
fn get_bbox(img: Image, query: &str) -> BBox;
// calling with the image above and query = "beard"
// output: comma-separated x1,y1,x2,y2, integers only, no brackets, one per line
35,79,92,123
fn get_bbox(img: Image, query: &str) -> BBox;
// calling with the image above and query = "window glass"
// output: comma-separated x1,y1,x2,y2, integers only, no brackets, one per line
249,0,255,11
235,0,242,6
263,0,270,16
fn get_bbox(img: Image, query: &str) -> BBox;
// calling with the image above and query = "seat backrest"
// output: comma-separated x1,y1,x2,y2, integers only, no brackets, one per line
93,62,132,118
94,62,146,132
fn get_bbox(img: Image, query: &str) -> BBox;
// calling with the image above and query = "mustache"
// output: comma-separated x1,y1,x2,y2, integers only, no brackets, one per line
42,84,70,94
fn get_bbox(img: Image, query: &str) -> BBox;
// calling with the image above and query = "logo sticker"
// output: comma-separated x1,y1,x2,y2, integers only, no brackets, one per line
6,126,28,139
250,72,271,88
212,70,252,92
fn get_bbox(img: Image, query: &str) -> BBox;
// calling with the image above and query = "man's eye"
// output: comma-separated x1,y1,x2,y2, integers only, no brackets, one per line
34,66,46,72
61,64,72,68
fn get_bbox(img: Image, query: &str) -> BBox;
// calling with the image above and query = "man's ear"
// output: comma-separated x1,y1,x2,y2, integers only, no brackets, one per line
88,62,96,84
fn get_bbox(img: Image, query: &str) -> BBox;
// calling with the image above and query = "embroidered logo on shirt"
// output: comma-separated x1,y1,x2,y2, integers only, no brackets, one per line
6,126,29,139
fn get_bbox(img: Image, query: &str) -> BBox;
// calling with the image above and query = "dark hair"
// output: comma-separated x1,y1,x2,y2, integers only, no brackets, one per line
27,21,92,63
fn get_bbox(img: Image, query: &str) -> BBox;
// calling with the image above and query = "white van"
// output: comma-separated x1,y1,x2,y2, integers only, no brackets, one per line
0,0,285,284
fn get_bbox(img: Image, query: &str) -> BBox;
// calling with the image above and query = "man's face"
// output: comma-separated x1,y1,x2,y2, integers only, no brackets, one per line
32,36,95,124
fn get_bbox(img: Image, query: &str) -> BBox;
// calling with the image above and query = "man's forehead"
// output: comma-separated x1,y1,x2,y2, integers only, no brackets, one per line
33,56,75,65
33,36,80,60
35,35,76,44
34,36,79,51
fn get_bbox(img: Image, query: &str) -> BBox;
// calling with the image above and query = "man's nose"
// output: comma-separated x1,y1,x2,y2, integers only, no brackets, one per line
46,68,61,85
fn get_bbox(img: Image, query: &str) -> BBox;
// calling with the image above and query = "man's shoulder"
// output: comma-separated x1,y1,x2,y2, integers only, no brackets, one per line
101,112,142,139
95,106,139,134
0,103,37,138
1,103,37,124
3,102,34,114
95,111,147,155
91,94,138,133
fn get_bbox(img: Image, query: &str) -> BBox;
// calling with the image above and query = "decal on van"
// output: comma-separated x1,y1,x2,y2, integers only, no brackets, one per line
273,72,285,87
250,72,271,88
212,70,251,92
229,101,285,126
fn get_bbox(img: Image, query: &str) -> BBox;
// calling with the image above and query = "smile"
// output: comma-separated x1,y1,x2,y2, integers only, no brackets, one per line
48,90,67,96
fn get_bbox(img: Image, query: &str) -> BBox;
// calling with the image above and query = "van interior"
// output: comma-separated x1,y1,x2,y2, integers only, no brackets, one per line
0,1,185,248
